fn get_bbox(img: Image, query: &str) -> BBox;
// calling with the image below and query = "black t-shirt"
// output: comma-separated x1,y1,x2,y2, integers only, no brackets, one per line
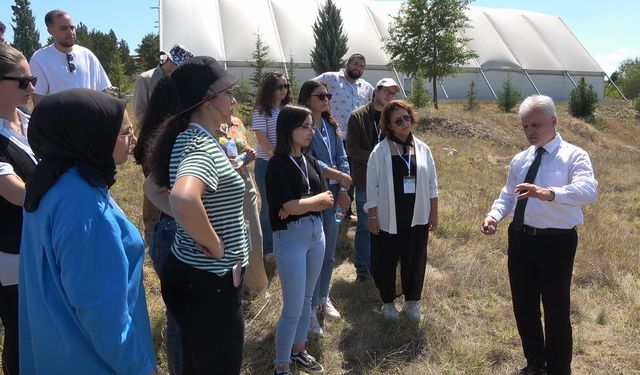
372,110,384,145
265,153,326,231
1,134,37,254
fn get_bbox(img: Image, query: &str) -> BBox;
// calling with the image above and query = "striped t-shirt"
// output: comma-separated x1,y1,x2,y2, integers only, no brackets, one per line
169,127,249,275
252,107,280,160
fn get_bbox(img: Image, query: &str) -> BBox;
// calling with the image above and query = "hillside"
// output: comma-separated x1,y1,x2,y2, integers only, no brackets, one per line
31,101,640,374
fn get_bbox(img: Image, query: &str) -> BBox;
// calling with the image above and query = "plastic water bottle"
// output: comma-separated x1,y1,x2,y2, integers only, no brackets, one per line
231,152,248,168
334,207,345,223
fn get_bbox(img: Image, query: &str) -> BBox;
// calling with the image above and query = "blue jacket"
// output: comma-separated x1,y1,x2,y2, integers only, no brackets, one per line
309,118,350,182
19,168,156,374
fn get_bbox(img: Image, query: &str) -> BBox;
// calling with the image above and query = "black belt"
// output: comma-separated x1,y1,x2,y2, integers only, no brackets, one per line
521,224,576,236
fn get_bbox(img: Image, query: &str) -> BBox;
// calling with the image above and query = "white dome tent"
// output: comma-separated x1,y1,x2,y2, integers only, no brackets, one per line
158,0,605,101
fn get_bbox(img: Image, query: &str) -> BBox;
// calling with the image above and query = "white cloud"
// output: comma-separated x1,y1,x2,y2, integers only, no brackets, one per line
594,48,639,76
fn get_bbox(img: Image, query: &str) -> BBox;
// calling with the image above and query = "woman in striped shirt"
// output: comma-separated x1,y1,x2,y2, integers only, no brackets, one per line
146,56,249,374
252,72,291,259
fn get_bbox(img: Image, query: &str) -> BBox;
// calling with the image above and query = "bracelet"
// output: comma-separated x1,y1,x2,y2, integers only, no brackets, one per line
368,216,377,220
339,187,347,192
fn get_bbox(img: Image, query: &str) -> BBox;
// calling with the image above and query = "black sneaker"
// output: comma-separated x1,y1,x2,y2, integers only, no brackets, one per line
274,369,293,375
290,350,324,375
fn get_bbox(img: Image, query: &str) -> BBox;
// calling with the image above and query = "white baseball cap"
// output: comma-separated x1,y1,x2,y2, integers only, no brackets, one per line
376,78,399,90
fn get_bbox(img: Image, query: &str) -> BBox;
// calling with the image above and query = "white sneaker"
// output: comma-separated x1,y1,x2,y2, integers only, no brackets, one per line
320,297,341,320
402,300,421,323
308,310,324,336
381,302,400,320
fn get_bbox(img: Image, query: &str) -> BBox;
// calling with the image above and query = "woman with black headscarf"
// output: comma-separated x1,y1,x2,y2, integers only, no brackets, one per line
19,88,158,375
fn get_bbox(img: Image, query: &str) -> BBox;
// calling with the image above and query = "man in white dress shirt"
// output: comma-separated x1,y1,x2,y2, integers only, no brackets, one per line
481,95,598,375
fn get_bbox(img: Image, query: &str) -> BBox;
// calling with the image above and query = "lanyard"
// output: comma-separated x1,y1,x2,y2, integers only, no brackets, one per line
393,142,412,177
289,154,311,195
315,118,333,166
372,120,382,143
188,122,228,157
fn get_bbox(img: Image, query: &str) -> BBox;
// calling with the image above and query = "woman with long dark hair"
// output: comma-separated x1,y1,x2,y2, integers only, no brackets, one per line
297,80,352,335
146,56,249,374
19,88,157,374
266,105,333,375
0,43,37,375
132,76,184,375
252,72,291,259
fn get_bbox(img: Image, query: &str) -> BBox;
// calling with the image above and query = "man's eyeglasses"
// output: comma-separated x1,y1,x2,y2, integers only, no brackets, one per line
0,76,38,89
393,114,411,126
310,93,332,101
66,53,76,73
276,83,290,91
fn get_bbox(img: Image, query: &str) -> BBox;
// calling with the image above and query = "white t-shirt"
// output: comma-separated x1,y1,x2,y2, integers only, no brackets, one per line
29,44,111,95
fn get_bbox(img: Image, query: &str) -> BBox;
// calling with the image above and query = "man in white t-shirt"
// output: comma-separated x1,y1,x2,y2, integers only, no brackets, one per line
29,10,111,106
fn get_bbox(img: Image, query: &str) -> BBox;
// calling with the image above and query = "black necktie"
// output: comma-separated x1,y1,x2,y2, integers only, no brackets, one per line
512,147,545,231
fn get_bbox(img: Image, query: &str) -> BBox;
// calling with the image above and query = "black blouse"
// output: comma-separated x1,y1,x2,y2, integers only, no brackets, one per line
265,153,326,231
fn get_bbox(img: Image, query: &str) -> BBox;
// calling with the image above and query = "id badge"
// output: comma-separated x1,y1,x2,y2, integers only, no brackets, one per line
403,176,416,194
225,139,239,157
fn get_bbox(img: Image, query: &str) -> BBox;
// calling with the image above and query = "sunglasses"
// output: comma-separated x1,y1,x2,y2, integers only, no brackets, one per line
310,93,333,101
393,114,411,126
276,83,290,91
1,76,38,89
66,53,76,73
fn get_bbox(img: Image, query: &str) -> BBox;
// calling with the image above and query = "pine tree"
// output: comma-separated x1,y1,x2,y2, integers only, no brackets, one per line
249,32,273,91
465,80,478,110
569,77,598,118
310,0,349,74
286,53,299,102
408,75,432,109
11,0,41,60
109,50,133,99
496,74,521,113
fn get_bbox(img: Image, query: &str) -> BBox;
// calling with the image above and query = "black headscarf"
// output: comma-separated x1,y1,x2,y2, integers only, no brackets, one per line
24,89,126,212
387,132,415,154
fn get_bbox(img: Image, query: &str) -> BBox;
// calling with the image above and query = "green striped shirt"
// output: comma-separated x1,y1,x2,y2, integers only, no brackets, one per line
169,127,248,275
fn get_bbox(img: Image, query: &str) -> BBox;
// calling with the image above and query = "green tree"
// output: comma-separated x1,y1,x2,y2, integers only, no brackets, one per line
109,50,133,98
496,74,520,113
385,0,478,109
309,0,348,74
465,80,478,110
11,0,41,60
249,32,273,91
408,75,432,109
136,33,160,71
569,77,598,118
118,39,137,76
286,53,299,102
616,58,640,100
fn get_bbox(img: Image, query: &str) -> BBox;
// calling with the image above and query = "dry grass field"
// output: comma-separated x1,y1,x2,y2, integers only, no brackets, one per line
4,101,638,374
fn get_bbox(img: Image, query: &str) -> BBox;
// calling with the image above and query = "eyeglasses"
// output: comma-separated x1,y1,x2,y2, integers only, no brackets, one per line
393,114,411,126
66,53,76,73
310,93,332,101
1,76,38,89
298,124,315,133
277,83,290,91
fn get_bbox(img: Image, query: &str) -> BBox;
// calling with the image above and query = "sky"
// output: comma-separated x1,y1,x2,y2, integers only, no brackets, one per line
2,0,638,75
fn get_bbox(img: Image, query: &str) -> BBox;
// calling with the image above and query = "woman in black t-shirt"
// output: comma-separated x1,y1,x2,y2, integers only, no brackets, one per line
0,44,38,375
266,105,333,375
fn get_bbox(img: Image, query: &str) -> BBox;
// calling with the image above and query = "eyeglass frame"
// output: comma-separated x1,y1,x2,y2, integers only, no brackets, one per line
0,76,38,89
393,114,412,126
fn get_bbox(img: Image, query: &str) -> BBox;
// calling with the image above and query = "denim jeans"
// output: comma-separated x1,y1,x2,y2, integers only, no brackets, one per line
254,158,273,254
150,216,183,375
354,187,371,277
311,184,340,308
273,215,325,366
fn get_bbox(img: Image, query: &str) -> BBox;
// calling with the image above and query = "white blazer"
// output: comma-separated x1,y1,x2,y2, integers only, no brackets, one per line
364,137,438,234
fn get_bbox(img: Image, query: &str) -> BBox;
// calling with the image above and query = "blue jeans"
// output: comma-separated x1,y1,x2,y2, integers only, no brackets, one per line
254,158,273,254
150,216,183,375
273,216,325,366
354,187,371,277
311,184,340,308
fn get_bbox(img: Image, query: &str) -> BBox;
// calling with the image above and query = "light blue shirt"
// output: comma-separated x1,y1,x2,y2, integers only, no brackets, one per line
309,118,350,181
19,168,156,375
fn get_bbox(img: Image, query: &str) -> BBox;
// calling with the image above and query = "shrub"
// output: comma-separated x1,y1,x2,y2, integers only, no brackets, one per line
635,97,640,116
408,75,432,109
569,77,598,118
496,74,520,113
465,80,478,110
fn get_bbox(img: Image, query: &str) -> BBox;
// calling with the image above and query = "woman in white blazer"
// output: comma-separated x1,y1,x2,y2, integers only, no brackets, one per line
365,100,438,323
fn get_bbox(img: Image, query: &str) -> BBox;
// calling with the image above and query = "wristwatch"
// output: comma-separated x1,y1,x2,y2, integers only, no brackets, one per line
339,187,348,192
